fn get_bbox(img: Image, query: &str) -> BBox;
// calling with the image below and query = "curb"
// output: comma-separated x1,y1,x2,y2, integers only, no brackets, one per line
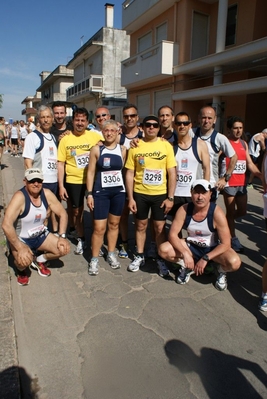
0,164,20,399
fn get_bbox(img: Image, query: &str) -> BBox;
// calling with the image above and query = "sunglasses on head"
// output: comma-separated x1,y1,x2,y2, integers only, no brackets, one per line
28,179,43,184
95,113,108,119
144,122,159,128
123,114,137,119
175,121,191,126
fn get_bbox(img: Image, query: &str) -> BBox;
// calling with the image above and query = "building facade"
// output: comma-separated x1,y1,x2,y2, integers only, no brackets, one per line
36,66,74,117
121,0,267,133
66,3,130,123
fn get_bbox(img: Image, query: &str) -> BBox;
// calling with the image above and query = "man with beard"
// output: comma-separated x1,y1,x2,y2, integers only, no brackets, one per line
51,101,73,144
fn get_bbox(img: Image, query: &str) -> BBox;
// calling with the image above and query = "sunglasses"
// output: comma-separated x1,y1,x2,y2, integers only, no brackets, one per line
95,113,108,119
175,121,191,126
144,122,159,128
28,179,43,184
123,114,137,119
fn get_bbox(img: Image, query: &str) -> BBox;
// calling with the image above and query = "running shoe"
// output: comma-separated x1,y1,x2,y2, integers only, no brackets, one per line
17,269,30,285
31,261,51,277
176,268,193,284
88,258,99,276
99,247,104,257
107,253,121,269
258,297,267,312
215,272,227,291
74,239,84,255
118,244,128,259
157,258,170,277
127,256,145,272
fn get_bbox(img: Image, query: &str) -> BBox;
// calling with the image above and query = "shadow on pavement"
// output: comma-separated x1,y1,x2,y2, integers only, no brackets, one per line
164,339,267,398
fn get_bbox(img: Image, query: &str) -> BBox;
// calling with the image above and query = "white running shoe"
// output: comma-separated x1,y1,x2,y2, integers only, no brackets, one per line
88,258,99,276
74,239,84,255
107,253,121,269
127,256,145,272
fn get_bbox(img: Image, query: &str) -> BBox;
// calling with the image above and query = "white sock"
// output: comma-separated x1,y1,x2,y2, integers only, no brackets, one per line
36,254,47,263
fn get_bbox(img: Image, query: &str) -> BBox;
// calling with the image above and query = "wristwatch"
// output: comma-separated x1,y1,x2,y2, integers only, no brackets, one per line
167,196,174,201
59,233,66,239
85,190,93,199
202,254,210,262
224,173,231,182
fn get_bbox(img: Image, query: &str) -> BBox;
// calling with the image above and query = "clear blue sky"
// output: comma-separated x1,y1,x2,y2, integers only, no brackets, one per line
0,0,123,121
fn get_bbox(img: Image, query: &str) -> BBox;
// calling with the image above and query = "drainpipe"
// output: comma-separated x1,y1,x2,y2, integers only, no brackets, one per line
212,0,228,131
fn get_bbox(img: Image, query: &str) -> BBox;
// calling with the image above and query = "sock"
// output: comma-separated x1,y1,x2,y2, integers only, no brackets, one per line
36,254,47,263
137,252,144,258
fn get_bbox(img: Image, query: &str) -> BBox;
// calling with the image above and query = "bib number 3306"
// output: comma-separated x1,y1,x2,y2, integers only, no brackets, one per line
101,170,123,188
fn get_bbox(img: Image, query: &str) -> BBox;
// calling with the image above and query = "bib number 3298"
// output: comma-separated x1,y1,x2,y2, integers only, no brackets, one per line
143,169,163,185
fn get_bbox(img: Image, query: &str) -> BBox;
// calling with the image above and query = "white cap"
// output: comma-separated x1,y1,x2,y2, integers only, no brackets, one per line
25,168,44,181
191,179,212,192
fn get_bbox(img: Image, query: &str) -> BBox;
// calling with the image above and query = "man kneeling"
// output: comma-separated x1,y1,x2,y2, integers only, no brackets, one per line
158,179,241,290
2,168,70,286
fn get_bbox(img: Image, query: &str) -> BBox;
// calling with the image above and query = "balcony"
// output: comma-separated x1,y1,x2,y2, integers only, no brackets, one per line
121,41,178,89
66,75,103,101
122,0,176,31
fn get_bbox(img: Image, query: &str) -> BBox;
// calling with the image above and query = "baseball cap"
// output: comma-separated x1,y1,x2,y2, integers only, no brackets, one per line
191,179,211,192
143,115,159,124
25,168,44,181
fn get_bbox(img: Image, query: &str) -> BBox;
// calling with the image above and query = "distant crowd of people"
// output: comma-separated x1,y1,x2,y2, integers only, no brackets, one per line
1,102,267,312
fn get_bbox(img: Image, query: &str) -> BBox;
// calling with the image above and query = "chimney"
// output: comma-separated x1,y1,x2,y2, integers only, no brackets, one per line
105,3,114,28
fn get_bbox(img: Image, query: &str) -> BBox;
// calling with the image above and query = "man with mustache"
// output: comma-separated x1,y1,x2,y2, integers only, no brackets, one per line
158,179,241,291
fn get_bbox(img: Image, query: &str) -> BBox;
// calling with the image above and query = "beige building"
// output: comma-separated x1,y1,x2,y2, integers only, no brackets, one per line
121,0,267,133
66,3,130,123
36,66,74,117
21,92,41,121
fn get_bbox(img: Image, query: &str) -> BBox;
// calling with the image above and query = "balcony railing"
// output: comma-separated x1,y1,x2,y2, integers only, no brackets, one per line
67,75,103,100
121,41,178,88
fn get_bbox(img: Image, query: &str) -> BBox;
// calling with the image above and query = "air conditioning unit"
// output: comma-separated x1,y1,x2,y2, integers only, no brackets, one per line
89,75,103,92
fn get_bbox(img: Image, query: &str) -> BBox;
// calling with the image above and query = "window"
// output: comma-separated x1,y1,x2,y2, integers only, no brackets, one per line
138,32,152,53
154,90,172,114
156,22,167,43
191,12,209,60
225,4,237,46
137,94,150,118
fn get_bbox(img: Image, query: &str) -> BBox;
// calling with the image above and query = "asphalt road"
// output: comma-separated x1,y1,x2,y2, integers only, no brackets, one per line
0,151,267,399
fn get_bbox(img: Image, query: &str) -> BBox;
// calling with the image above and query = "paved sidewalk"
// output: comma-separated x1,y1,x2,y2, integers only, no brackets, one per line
0,152,267,398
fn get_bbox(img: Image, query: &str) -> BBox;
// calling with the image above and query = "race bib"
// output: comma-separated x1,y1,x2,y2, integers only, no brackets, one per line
143,169,163,185
177,170,193,186
47,158,57,171
75,152,89,169
101,170,123,188
233,160,246,174
28,224,46,238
